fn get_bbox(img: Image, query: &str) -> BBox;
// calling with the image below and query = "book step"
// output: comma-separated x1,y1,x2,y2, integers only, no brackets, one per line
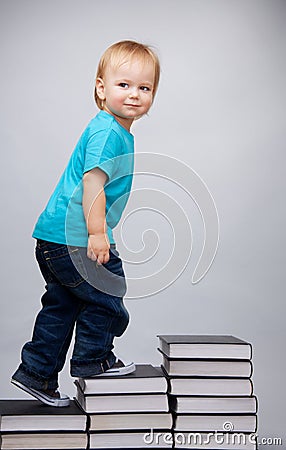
0,399,87,432
157,335,253,360
3,335,257,449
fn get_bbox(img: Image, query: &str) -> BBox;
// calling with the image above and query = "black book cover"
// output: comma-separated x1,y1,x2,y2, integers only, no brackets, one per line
81,364,165,380
75,364,168,396
157,335,251,345
0,399,88,433
157,335,252,360
0,399,84,417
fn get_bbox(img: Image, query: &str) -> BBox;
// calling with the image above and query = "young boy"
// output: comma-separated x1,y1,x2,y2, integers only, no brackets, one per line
11,40,160,407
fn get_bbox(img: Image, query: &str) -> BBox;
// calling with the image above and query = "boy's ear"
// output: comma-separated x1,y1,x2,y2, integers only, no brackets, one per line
96,77,105,100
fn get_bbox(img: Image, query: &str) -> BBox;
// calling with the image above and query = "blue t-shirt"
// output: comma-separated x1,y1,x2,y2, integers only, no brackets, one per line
32,110,134,246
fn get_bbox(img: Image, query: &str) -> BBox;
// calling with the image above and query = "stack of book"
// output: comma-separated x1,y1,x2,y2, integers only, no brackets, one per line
0,399,88,449
158,335,258,450
75,364,173,449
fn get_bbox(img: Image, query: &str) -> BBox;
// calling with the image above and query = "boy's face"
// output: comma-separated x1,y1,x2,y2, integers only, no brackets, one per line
96,58,155,131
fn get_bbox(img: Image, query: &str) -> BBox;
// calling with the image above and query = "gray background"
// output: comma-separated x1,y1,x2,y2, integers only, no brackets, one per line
1,0,285,441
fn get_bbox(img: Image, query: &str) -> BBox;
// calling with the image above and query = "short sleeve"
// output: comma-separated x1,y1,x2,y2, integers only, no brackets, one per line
83,128,122,181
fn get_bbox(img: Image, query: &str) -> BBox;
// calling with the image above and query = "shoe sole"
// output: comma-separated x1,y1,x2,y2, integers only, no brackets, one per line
11,379,70,407
93,362,136,377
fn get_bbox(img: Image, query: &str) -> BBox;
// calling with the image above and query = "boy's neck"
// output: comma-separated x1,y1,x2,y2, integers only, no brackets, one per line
102,107,133,132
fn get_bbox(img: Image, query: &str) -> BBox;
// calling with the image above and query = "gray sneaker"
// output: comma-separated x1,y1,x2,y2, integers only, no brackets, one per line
92,358,136,377
11,378,70,407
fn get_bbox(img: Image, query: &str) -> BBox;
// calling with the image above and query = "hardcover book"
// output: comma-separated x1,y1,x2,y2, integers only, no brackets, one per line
75,388,169,413
174,414,257,432
169,395,258,414
160,353,253,377
168,377,253,396
76,364,167,394
0,399,87,432
0,432,88,450
89,430,173,448
157,335,252,360
89,411,173,431
173,432,256,449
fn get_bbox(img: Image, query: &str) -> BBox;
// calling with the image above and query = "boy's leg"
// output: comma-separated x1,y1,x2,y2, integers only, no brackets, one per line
68,246,131,377
71,290,129,377
12,241,84,394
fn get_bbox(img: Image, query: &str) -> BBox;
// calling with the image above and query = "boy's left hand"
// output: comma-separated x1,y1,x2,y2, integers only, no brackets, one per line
87,233,110,265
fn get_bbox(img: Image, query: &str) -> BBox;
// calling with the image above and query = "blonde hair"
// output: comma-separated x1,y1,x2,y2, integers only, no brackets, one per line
94,40,160,109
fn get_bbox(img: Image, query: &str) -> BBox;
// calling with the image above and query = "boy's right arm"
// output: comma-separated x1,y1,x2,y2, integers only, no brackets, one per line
82,168,110,264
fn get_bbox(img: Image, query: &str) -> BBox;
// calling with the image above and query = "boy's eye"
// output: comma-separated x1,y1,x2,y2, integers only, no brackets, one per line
119,82,129,88
140,86,151,92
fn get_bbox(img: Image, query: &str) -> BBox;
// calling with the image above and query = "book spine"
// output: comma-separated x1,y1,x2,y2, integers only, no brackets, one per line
250,378,254,396
249,360,253,378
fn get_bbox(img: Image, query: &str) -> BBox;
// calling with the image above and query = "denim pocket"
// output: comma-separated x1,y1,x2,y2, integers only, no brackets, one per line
43,246,88,288
99,250,127,297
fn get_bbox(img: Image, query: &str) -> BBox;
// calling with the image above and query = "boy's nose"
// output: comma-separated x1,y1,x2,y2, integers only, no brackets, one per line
128,87,139,98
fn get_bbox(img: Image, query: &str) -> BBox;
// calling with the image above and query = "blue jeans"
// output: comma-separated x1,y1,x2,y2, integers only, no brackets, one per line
12,239,129,390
